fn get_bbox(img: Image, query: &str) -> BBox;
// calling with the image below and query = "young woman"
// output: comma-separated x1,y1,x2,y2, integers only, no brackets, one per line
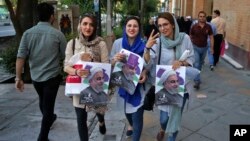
144,12,195,141
64,13,109,141
110,16,148,141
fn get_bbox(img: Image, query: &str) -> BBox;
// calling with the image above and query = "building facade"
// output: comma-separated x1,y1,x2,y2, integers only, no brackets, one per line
165,0,250,70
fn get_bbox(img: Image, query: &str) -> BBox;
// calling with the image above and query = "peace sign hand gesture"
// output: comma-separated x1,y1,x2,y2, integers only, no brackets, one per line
145,29,159,49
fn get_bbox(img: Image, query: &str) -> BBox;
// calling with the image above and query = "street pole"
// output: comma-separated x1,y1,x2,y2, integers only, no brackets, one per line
94,0,101,36
106,0,112,36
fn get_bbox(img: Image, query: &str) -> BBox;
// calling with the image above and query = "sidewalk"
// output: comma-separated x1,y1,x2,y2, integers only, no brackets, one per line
0,58,250,141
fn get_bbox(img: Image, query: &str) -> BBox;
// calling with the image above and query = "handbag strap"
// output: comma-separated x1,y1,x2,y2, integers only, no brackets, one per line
158,38,162,65
72,39,75,55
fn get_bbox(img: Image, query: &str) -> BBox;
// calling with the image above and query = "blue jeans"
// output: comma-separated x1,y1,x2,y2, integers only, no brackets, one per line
159,94,188,141
125,106,144,141
159,111,178,141
193,44,208,83
207,46,214,66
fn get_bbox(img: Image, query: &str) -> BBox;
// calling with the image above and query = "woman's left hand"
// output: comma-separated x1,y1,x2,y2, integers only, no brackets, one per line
139,70,148,83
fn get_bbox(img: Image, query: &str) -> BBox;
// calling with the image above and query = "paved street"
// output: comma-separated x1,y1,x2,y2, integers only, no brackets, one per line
0,58,250,141
0,24,16,37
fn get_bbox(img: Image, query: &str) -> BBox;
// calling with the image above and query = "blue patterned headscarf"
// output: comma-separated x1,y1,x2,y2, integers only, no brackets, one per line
119,16,145,107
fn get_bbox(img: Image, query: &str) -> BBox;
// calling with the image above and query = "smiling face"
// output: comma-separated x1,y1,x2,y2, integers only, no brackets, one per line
125,19,140,39
80,17,94,39
157,18,175,39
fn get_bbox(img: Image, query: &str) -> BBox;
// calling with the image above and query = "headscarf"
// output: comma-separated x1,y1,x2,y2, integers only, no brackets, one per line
158,12,186,59
118,16,145,107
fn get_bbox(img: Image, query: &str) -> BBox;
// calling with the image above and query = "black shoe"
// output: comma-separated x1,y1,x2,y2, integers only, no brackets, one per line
99,122,106,135
50,114,57,129
193,82,200,90
37,134,49,141
210,65,214,71
126,130,133,137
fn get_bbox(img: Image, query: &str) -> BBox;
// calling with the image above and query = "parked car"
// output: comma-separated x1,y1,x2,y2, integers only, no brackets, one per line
0,6,11,26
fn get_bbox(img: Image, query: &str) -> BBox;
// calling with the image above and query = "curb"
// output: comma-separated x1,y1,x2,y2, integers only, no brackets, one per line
222,54,244,70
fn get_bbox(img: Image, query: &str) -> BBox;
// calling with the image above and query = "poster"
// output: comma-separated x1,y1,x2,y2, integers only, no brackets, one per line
65,54,111,106
155,65,186,106
110,49,144,95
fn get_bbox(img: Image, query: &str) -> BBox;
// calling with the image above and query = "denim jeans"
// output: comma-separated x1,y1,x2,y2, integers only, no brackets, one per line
33,75,61,141
159,110,178,141
207,46,214,66
193,44,208,83
159,93,188,141
125,106,144,141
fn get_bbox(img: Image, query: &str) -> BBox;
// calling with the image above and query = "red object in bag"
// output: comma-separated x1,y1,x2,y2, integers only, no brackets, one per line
66,75,81,83
73,64,83,69
220,40,225,56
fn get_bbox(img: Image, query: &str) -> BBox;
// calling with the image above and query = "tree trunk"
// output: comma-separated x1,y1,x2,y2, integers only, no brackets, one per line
4,0,38,83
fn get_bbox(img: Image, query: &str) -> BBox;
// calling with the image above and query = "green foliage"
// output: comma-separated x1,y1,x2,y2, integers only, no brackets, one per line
64,32,78,41
113,26,123,39
60,0,94,14
0,40,19,74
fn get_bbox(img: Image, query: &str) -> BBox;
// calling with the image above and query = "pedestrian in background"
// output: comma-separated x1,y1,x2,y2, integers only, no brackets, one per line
206,15,217,71
144,12,194,141
190,11,214,90
144,17,159,41
15,2,67,141
64,13,109,141
211,9,226,66
110,16,148,141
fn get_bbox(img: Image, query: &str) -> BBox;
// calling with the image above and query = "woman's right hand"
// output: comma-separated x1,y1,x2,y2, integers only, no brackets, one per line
113,53,126,63
76,69,90,78
145,29,159,49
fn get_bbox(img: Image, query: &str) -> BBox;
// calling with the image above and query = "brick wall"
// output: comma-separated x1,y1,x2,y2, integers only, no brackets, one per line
213,0,250,69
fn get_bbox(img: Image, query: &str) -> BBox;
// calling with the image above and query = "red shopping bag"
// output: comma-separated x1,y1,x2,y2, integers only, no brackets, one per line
220,40,225,56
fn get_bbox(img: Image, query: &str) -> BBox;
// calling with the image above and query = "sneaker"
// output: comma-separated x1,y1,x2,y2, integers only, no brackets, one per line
193,82,200,90
210,65,214,71
50,114,57,129
156,131,165,141
99,122,106,135
126,130,133,137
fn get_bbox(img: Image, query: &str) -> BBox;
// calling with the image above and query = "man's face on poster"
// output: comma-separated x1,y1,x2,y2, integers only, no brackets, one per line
90,71,104,93
164,74,179,94
123,64,136,81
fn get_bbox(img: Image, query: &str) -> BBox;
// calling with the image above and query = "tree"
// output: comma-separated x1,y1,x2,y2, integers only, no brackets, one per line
4,0,38,82
5,0,38,41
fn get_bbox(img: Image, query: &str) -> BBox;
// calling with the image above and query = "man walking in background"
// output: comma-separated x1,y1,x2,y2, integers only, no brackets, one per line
190,11,214,90
211,9,226,66
15,2,67,141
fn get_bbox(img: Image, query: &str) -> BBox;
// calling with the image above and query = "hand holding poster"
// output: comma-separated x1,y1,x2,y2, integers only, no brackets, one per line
110,49,144,94
155,65,186,107
65,52,111,107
